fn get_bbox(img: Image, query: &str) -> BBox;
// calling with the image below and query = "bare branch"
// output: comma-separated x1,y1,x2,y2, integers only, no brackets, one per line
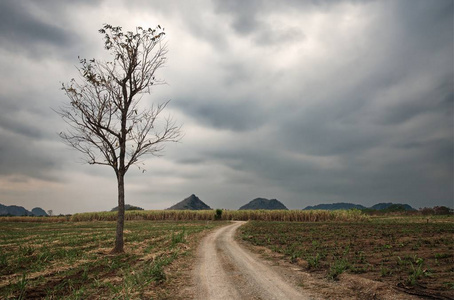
57,24,181,177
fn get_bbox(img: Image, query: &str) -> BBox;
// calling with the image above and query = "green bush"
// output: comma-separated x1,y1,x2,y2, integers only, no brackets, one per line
215,209,223,220
327,258,350,280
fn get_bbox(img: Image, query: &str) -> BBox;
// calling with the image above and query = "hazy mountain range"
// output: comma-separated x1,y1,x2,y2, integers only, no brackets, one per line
303,202,415,211
2,199,418,215
0,204,48,216
165,196,416,211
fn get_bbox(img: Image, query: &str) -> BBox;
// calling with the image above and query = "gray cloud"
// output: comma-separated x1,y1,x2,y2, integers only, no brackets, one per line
214,0,306,46
172,0,453,209
0,130,60,181
214,0,263,35
0,1,71,55
0,0,103,59
176,99,266,132
0,0,452,213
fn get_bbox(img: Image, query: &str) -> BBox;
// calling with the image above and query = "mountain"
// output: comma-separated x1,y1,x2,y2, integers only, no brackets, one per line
31,207,48,216
0,204,8,215
302,202,416,211
0,204,48,216
303,203,366,210
111,204,144,212
370,203,415,211
166,194,212,210
239,198,288,210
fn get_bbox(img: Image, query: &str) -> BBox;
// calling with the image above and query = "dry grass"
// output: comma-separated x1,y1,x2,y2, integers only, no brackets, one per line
0,220,225,299
0,216,69,222
71,209,369,222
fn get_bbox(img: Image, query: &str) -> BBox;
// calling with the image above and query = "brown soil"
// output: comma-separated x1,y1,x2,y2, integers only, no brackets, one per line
240,241,420,299
239,220,454,300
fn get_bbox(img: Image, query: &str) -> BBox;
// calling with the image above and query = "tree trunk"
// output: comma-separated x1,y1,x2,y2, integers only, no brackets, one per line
113,101,127,254
112,171,125,253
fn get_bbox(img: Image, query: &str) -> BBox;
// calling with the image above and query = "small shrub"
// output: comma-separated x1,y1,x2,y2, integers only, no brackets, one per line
215,209,223,220
327,258,350,280
406,257,425,285
306,253,321,269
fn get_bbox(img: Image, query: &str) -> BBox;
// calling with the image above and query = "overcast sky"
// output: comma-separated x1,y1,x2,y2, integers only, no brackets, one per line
0,0,452,214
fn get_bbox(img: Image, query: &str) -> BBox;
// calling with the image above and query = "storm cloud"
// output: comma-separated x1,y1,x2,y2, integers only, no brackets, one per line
0,0,452,214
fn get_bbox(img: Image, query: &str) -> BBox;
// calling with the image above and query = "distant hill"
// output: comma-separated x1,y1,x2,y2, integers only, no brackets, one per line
370,203,415,211
303,203,366,210
111,204,144,212
31,207,48,216
0,203,48,216
239,198,288,210
166,194,212,210
303,202,415,211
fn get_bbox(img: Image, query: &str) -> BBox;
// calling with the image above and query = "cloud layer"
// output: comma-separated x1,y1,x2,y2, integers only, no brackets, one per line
0,0,452,213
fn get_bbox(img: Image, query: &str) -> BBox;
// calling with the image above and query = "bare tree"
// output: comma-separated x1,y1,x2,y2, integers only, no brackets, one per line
56,24,181,253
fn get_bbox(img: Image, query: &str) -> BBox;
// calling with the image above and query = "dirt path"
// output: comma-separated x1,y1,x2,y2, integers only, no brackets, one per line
194,221,311,300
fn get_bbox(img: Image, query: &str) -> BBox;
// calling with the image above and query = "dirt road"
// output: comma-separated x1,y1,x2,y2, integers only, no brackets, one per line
194,221,310,300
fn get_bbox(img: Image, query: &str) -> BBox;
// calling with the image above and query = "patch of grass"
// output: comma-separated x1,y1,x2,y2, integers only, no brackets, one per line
443,282,454,289
16,273,28,300
171,228,186,247
306,253,322,269
434,253,451,259
0,220,225,299
406,257,425,286
380,264,392,277
327,258,350,280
